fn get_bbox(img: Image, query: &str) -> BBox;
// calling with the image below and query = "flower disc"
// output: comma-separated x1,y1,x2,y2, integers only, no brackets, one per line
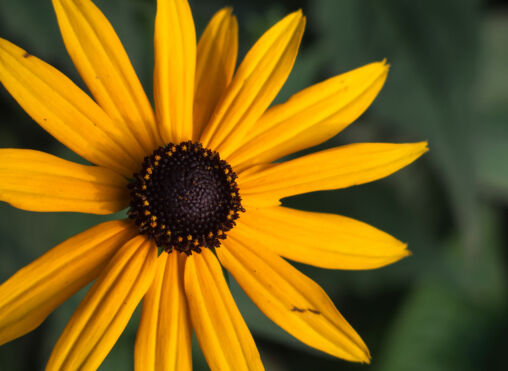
128,141,244,254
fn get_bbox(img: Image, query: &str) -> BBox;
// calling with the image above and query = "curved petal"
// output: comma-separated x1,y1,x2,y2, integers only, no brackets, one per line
0,149,128,214
135,252,192,371
52,0,159,153
154,0,196,143
0,38,140,176
193,7,238,140
46,236,158,371
184,249,263,371
232,207,409,270
0,220,135,346
218,237,370,363
239,142,428,202
228,61,389,170
200,11,305,157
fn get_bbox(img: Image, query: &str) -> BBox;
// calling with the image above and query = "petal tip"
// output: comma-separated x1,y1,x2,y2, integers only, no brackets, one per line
354,343,372,364
415,140,430,155
288,9,305,22
383,60,391,72
388,242,412,264
402,141,429,163
216,6,234,18
376,59,390,75
362,353,372,364
398,244,412,259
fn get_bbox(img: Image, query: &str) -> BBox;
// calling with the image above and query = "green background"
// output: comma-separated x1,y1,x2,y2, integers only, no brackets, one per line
1,0,507,370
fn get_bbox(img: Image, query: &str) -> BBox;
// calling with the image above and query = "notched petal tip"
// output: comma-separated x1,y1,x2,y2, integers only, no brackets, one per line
361,349,372,364
368,59,390,84
389,244,412,266
345,330,371,363
367,242,412,270
363,59,389,84
293,9,306,27
420,140,430,151
351,339,371,363
410,141,430,158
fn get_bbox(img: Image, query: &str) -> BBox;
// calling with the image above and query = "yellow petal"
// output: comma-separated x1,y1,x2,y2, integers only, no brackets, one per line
232,207,409,270
154,0,196,143
135,252,192,371
240,142,428,201
200,11,306,157
46,236,158,371
228,61,389,170
0,38,140,176
0,149,128,214
52,0,159,154
218,238,370,363
184,249,263,371
0,220,135,346
193,7,238,140
241,192,281,209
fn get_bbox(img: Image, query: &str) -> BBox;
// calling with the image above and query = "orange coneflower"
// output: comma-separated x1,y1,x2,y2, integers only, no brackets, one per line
0,0,427,370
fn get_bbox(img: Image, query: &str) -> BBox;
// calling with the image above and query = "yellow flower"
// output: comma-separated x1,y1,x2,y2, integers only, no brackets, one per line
0,0,427,370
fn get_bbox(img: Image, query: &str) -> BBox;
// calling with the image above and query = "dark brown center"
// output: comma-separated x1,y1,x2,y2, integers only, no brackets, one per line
128,141,244,254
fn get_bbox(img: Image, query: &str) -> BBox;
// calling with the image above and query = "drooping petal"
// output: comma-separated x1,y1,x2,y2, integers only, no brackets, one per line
46,236,158,371
228,61,389,170
0,149,128,214
218,237,370,363
232,207,409,270
154,0,196,143
52,0,159,154
0,220,135,346
135,252,192,371
239,142,428,202
184,249,263,371
193,7,238,140
0,38,141,176
199,11,305,157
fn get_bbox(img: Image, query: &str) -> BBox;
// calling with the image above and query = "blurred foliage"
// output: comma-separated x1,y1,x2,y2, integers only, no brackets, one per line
1,0,507,370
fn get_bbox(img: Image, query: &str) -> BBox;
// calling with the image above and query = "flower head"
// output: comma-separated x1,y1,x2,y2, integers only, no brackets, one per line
0,0,427,370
